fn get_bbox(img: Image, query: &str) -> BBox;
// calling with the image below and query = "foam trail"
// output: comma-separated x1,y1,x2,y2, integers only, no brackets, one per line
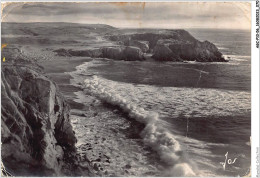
83,75,196,177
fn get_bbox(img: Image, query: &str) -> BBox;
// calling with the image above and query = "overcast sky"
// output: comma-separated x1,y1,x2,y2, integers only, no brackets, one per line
2,2,251,29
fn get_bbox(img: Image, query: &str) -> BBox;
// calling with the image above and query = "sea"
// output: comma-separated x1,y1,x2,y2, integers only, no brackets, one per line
69,29,251,177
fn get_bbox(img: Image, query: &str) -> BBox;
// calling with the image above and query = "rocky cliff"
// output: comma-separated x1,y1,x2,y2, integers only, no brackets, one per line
1,65,79,176
106,30,227,62
52,29,225,62
154,39,225,62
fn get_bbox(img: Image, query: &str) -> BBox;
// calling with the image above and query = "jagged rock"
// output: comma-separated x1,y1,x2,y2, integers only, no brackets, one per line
168,40,195,61
1,66,77,176
153,39,226,62
107,30,226,62
152,44,182,61
129,40,149,53
53,30,223,62
124,46,145,61
194,40,225,62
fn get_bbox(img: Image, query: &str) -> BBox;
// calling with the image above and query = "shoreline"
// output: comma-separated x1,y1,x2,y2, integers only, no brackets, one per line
1,21,251,177
39,56,163,176
38,57,92,109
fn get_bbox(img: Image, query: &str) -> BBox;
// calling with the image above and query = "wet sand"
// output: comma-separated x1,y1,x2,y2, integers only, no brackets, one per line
38,57,92,109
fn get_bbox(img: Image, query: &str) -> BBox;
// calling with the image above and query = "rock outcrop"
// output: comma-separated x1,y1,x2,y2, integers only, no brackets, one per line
154,40,226,62
101,47,125,60
124,46,145,61
53,29,225,62
54,46,145,61
1,66,78,176
106,30,226,62
101,46,145,60
152,44,182,61
128,40,149,53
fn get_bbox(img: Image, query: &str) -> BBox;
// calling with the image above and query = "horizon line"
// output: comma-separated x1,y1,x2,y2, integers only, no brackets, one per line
2,21,251,31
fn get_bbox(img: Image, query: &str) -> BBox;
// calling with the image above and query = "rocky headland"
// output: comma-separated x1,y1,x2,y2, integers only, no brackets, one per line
52,30,226,62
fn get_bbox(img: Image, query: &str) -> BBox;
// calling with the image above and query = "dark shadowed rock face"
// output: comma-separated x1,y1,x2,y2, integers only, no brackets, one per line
101,47,125,60
152,44,182,61
101,46,145,61
164,40,226,62
1,66,77,176
152,39,226,62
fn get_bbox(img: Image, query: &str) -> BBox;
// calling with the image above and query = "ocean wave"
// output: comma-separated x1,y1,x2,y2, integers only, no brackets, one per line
70,60,251,176
83,75,196,176
72,60,251,119
223,54,251,62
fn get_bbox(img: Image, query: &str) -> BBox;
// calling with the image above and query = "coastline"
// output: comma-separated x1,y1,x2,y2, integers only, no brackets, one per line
39,57,91,110
39,57,165,176
1,21,251,177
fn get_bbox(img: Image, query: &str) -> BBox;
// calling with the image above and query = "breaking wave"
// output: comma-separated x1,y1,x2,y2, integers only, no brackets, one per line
70,59,251,177
223,54,250,62
83,76,196,176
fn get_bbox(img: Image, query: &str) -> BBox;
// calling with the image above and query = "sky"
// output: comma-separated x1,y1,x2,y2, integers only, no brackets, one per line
2,2,251,29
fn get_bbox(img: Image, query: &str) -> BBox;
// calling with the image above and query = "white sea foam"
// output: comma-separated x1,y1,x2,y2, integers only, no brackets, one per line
72,60,250,119
70,59,251,176
83,75,196,176
223,54,251,62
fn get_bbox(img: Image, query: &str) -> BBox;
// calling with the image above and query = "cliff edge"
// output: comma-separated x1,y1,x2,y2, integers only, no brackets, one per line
1,65,78,176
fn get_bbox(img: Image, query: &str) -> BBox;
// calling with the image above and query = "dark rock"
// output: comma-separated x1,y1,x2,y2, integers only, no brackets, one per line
152,39,226,62
1,66,77,176
106,30,196,50
101,46,145,61
68,48,102,58
101,47,125,60
129,40,149,53
54,48,103,58
152,44,182,61
93,163,99,171
125,164,131,169
124,46,145,61
106,30,226,62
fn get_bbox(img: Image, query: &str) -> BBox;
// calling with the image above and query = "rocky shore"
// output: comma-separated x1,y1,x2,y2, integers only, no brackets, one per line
1,22,227,176
105,31,226,62
2,23,227,63
53,30,226,62
1,49,92,176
